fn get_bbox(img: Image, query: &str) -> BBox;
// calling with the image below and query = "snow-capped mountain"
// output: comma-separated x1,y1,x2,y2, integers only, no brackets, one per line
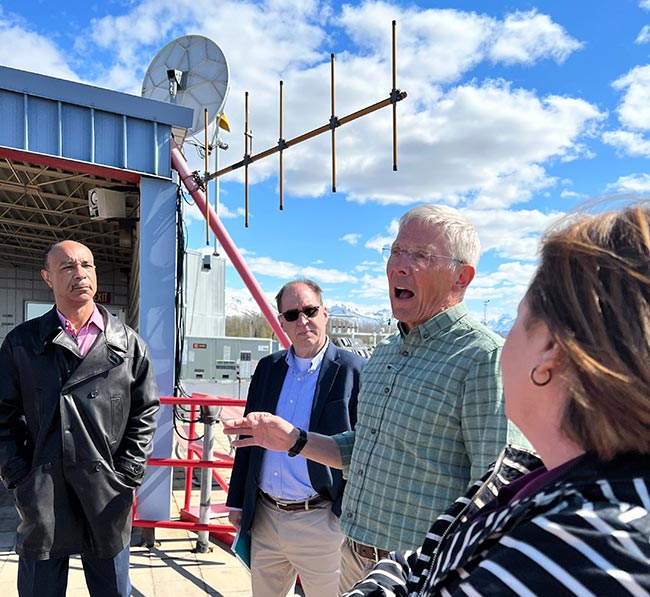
225,295,513,336
226,295,392,328
486,314,514,337
327,304,393,328
225,294,261,318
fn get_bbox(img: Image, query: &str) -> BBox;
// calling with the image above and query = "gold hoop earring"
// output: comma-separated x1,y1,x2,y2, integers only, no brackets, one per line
530,367,552,387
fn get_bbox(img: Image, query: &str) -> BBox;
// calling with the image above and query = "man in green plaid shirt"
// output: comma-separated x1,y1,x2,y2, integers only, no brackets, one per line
225,205,526,592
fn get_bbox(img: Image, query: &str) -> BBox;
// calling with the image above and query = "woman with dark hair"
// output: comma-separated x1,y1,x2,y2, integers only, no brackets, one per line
344,204,650,596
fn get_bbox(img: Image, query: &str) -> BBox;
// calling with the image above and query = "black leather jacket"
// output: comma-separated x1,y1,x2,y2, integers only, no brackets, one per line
0,306,159,559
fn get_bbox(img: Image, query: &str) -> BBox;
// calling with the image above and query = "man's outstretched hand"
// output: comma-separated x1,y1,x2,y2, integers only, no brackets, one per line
223,412,298,452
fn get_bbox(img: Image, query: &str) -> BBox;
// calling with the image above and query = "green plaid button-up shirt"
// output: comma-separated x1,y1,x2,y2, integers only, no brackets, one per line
334,303,525,552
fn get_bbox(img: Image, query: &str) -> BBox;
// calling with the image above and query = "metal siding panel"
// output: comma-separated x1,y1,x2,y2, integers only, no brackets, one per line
61,104,92,162
126,118,154,173
157,124,173,177
0,90,25,149
137,176,176,521
0,65,193,129
27,97,58,155
1,68,182,179
184,252,226,337
94,110,123,168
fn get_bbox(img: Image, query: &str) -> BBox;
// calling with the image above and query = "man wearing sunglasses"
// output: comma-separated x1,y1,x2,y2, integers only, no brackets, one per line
226,279,366,597
225,205,527,592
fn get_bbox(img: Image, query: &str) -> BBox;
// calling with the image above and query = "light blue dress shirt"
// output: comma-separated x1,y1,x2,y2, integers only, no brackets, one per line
258,340,329,501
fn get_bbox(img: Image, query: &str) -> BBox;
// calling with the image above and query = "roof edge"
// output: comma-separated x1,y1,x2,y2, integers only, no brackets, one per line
0,65,194,129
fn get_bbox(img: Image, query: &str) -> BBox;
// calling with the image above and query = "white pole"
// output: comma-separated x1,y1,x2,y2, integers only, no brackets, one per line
196,416,216,552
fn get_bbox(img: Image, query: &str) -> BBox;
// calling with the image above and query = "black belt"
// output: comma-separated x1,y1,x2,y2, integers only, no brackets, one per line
349,539,390,561
258,490,329,512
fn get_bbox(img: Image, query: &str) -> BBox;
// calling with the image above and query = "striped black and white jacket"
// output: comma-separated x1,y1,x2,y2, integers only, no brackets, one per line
344,445,650,596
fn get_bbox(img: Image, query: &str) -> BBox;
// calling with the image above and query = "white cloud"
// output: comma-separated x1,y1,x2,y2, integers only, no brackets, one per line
641,0,650,10
0,11,79,80
474,261,539,287
334,81,602,208
346,272,389,302
282,79,602,208
603,130,650,157
225,285,277,311
353,260,383,273
612,65,650,130
1,0,595,212
85,0,329,94
470,165,556,209
467,260,538,315
237,255,358,285
602,64,650,157
466,281,529,315
489,10,583,65
340,233,362,245
466,207,563,261
636,25,650,44
339,4,494,85
338,5,581,85
183,199,245,222
365,217,400,252
607,173,650,193
215,202,246,219
560,189,586,199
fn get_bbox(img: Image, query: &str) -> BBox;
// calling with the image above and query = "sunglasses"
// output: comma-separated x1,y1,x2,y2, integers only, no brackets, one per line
280,305,321,322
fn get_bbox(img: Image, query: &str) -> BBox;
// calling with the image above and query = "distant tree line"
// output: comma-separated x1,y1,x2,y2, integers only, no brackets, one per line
226,314,274,338
225,313,388,347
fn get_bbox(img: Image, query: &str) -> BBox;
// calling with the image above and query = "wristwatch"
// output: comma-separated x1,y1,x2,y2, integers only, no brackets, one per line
287,427,308,457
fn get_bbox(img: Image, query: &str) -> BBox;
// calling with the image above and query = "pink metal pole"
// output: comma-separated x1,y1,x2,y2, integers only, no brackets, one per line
171,140,291,348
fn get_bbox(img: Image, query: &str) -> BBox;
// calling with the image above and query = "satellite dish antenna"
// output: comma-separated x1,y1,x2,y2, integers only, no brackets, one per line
142,34,230,146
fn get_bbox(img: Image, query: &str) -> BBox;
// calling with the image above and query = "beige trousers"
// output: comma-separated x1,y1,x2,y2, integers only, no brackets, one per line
251,495,345,597
338,537,377,594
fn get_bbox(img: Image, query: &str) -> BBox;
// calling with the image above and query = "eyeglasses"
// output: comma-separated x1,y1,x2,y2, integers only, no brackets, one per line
279,305,321,322
382,246,461,270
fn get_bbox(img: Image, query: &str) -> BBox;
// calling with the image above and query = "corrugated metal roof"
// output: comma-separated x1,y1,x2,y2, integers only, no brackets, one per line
0,65,193,268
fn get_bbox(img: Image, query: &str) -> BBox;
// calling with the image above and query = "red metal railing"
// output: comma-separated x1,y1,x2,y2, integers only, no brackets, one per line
132,393,246,546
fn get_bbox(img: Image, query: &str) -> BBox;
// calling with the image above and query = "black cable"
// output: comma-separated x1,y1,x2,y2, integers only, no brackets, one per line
173,184,187,398
172,184,205,442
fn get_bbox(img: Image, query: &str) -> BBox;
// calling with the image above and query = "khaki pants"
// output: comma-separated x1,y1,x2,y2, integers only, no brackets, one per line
251,495,344,597
338,537,377,594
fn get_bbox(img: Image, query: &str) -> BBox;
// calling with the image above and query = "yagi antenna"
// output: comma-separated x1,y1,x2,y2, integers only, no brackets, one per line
207,20,406,227
142,34,230,243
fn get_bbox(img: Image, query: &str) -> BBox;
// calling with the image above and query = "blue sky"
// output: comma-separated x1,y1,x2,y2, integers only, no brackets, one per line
2,1,650,323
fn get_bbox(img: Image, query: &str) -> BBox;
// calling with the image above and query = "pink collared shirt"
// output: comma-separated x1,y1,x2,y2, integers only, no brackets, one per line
57,305,105,357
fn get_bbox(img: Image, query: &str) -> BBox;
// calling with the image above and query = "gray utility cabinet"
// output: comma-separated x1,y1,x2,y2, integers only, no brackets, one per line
181,336,278,380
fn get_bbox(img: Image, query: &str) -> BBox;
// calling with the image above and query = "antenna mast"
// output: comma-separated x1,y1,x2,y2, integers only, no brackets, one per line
207,20,407,227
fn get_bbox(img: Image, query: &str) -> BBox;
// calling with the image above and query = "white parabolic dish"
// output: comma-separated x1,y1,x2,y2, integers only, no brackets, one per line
141,34,230,138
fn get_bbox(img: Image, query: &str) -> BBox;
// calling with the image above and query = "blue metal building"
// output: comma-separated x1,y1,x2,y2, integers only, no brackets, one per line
0,64,194,522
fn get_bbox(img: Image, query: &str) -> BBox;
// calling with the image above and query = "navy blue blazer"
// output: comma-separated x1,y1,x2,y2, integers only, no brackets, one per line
226,341,366,537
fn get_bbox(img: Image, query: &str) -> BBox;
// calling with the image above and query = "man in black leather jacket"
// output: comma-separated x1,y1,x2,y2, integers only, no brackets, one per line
0,240,159,597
